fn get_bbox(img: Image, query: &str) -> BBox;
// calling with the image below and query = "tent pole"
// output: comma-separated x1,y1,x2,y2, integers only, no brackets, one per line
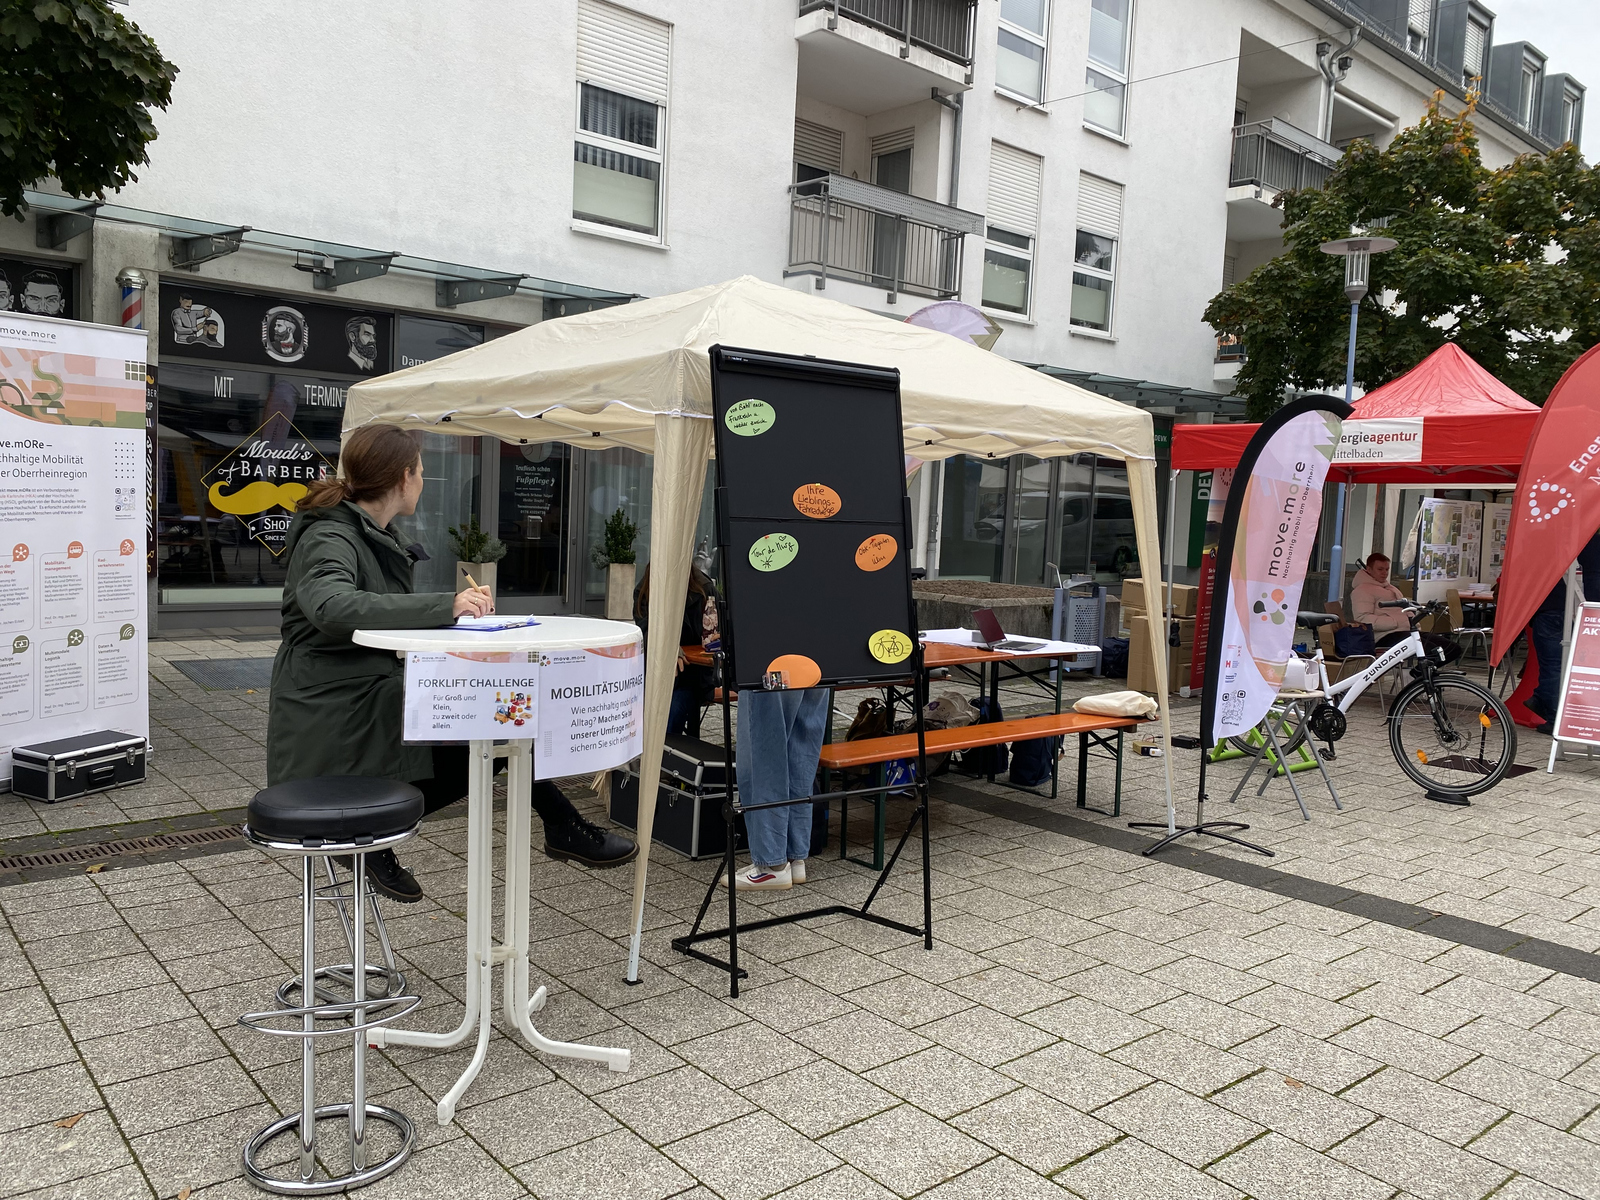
1125,457,1176,834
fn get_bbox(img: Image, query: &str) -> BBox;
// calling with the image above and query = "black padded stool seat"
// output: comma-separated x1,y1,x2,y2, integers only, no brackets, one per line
249,776,424,845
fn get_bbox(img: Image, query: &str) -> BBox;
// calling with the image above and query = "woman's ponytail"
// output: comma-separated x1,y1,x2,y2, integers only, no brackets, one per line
295,426,420,511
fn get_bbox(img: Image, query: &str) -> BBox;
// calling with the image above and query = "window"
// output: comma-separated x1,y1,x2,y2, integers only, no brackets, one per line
794,118,843,183
1084,0,1130,136
982,143,1042,317
1407,0,1431,57
1071,174,1122,332
1463,17,1488,87
1519,58,1543,127
1563,89,1583,145
996,0,1048,103
573,0,670,239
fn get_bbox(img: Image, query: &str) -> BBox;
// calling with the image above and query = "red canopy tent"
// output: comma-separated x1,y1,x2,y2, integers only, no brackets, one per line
1173,344,1539,483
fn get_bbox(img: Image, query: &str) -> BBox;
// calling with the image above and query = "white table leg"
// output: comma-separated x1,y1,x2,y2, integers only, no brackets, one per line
503,742,630,1073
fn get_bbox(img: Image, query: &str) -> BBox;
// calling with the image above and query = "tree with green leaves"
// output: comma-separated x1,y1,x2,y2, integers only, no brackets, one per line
0,0,178,217
1205,98,1600,420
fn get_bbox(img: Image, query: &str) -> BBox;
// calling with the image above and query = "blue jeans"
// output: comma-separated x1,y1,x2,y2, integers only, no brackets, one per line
667,685,698,739
1530,609,1565,716
737,688,829,869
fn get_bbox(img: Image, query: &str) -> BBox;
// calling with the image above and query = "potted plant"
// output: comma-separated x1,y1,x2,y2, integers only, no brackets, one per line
446,515,507,602
592,506,638,620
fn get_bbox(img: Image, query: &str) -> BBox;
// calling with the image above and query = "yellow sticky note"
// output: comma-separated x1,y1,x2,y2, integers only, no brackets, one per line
869,629,913,664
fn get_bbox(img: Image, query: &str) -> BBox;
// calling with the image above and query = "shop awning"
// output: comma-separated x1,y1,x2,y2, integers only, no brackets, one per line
1172,344,1539,484
1034,364,1248,417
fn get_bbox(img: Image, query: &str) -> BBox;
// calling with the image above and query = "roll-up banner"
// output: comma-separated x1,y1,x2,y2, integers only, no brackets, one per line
0,313,150,787
1200,397,1351,748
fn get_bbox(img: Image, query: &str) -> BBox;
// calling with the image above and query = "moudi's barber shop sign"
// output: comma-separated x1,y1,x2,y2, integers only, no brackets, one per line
202,418,332,555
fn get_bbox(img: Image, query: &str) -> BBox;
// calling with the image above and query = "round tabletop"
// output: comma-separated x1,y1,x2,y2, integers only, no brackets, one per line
353,614,641,654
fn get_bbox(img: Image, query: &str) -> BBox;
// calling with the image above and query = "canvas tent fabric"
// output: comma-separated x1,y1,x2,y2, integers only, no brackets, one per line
1173,344,1539,484
343,275,1176,979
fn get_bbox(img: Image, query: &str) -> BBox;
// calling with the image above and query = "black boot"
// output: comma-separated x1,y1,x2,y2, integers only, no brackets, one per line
543,813,638,869
335,849,423,903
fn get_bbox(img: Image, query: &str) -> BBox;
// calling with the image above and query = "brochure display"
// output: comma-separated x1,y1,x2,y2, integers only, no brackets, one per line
1548,603,1600,772
0,313,149,789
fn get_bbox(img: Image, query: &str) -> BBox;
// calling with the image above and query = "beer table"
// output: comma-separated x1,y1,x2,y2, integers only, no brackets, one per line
353,617,636,1124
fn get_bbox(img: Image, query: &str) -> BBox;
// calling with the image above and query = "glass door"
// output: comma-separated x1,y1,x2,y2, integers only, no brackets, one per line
496,441,570,601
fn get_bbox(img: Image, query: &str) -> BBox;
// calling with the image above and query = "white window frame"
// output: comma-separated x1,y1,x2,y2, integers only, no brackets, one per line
1406,0,1431,58
1071,174,1122,336
1463,17,1488,88
995,1,1050,106
982,227,1036,321
1563,88,1583,145
573,82,668,244
1519,55,1543,128
1083,0,1133,140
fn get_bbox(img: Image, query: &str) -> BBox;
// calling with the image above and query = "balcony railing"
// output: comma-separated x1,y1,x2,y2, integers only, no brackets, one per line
798,0,977,67
1229,120,1341,193
787,175,984,301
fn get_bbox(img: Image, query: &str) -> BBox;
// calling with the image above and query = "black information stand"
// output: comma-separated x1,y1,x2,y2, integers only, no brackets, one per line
672,345,932,996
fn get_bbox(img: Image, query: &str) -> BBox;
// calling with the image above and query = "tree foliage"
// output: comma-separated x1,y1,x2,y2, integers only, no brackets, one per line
1205,98,1600,419
0,0,178,217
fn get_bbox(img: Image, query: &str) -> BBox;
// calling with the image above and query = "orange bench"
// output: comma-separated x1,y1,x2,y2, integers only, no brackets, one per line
817,711,1145,866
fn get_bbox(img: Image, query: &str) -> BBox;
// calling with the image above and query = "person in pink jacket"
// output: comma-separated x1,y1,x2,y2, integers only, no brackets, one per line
1349,553,1461,662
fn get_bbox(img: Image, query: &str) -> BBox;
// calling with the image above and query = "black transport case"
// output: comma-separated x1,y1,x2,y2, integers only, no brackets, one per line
11,730,147,803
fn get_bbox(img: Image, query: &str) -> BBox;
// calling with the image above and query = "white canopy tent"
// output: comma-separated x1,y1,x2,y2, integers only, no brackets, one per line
344,275,1176,979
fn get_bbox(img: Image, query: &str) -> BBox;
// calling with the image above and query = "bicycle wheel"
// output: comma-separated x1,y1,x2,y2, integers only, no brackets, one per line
1228,704,1309,757
1388,677,1518,798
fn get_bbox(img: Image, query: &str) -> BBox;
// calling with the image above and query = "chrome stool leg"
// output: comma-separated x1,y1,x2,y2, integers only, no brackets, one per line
276,860,405,1009
242,842,420,1195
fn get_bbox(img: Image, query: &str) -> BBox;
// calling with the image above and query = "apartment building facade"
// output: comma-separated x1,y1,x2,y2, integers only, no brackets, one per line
0,1,1580,626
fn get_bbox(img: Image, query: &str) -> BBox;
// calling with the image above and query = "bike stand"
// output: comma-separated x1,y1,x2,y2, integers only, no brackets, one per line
1424,790,1471,807
1225,704,1342,820
1131,748,1274,858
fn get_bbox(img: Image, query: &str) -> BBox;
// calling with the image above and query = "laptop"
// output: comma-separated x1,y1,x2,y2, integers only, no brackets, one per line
972,608,1047,653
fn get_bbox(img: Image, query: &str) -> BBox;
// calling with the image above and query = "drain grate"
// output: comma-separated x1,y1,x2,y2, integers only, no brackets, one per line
172,658,275,691
0,824,242,872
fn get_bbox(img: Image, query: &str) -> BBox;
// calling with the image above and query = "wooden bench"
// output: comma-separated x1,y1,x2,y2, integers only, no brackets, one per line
817,712,1145,866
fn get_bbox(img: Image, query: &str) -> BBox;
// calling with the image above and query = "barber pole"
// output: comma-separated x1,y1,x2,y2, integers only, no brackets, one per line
120,280,144,329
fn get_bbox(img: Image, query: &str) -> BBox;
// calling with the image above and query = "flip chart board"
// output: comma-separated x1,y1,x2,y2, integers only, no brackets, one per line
709,345,916,690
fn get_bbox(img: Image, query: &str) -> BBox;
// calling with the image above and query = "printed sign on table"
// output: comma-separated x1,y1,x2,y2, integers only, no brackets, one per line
403,651,541,742
1554,604,1600,747
535,645,644,781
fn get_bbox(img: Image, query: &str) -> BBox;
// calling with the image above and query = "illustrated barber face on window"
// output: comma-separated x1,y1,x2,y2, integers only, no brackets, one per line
346,316,378,371
20,271,64,316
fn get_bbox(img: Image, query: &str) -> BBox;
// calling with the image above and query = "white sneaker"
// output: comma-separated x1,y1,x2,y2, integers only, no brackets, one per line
790,859,807,884
718,863,792,891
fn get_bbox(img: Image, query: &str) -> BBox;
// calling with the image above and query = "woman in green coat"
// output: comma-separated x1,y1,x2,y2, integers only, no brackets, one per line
267,424,636,901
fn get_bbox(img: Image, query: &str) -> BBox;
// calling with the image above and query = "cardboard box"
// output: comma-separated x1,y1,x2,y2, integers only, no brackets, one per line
1127,616,1191,693
1121,579,1198,618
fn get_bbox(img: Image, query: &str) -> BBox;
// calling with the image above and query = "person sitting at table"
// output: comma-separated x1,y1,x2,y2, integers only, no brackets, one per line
633,562,720,738
266,424,637,903
1349,552,1463,663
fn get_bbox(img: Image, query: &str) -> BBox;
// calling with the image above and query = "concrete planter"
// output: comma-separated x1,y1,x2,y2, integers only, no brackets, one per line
606,563,636,620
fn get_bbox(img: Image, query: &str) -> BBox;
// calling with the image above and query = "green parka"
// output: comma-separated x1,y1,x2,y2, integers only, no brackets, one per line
267,501,454,786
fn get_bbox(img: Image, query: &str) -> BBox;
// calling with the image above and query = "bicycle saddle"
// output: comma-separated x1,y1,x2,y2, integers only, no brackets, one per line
1297,612,1338,627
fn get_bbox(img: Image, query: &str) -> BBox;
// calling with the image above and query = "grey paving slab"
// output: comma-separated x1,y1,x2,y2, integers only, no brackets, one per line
740,1060,899,1141
820,1103,993,1197
864,1045,1017,1120
1208,1131,1393,1200
1054,1136,1245,1200
1213,1069,1376,1151
950,1086,1118,1174
1468,1113,1600,1197
597,1065,756,1146
1330,1118,1510,1200
664,1111,840,1200
1342,1066,1506,1145
511,1127,694,1200
1095,1081,1263,1168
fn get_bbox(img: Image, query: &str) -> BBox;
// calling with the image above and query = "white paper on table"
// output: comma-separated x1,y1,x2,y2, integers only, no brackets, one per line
919,628,1100,656
535,644,645,780
403,650,540,742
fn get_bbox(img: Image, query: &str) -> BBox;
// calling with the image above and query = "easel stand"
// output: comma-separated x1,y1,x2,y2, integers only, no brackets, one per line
1130,747,1274,857
672,651,934,999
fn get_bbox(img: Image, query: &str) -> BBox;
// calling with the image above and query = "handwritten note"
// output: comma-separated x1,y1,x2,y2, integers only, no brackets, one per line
793,483,842,519
868,629,913,664
725,398,776,437
855,534,897,572
749,533,799,572
765,654,821,688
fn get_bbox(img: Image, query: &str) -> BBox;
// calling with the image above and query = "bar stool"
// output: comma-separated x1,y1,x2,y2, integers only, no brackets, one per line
240,776,425,1195
274,857,406,1009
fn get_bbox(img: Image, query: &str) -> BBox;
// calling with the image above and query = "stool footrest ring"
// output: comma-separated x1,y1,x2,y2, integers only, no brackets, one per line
239,994,421,1038
277,964,405,1009
242,1102,414,1196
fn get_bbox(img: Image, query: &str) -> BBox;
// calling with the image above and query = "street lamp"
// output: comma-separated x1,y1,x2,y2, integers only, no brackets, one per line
1319,230,1397,602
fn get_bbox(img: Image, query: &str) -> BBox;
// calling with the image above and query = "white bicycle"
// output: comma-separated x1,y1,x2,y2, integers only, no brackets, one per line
1234,600,1517,801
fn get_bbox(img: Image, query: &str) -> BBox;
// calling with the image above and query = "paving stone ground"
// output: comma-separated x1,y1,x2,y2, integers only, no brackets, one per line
3,636,1600,1199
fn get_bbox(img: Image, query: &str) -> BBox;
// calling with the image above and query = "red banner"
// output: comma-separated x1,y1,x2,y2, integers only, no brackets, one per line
1493,346,1600,664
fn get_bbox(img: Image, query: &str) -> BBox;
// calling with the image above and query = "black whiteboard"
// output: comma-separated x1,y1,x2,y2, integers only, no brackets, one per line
710,345,917,691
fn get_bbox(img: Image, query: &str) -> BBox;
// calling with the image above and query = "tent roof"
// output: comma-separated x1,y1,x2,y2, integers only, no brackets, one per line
1351,342,1539,418
344,275,1154,463
1172,343,1538,482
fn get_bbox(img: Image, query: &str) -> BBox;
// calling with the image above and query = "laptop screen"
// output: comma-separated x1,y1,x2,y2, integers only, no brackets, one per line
972,608,1005,643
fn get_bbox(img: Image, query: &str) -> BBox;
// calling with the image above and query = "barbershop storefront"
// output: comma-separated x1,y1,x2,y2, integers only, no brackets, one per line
154,282,700,627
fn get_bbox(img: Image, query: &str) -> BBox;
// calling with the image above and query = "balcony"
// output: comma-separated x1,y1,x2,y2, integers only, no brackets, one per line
1226,119,1341,241
796,0,974,114
786,175,984,303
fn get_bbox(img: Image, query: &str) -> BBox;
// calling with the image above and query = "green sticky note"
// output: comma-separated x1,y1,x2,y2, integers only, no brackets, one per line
749,533,799,572
725,398,776,437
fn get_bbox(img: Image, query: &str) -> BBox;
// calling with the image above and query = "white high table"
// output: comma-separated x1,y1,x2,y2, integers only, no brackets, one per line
353,617,636,1124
